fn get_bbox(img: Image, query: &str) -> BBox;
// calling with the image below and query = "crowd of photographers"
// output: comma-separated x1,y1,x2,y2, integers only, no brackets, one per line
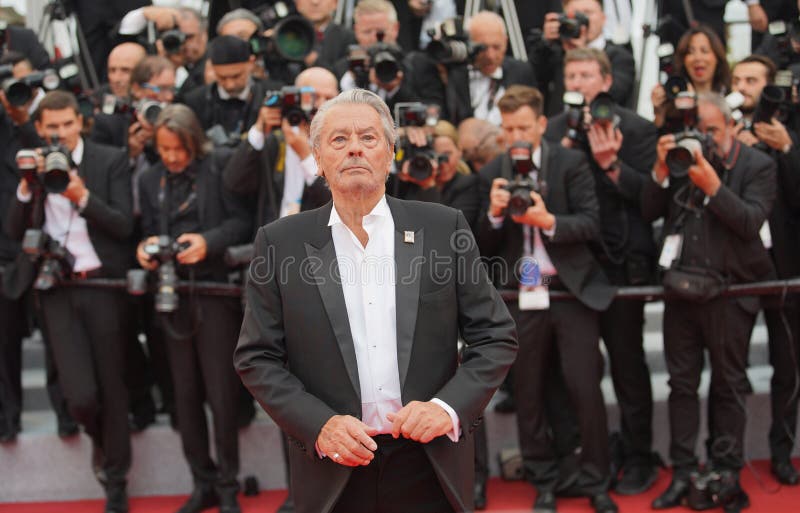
0,1,800,513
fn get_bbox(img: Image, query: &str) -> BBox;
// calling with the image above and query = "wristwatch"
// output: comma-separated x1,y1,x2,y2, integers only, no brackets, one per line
603,158,621,173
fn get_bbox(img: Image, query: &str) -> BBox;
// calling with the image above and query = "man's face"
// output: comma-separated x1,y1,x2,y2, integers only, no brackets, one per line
433,135,461,183
566,0,605,43
354,12,399,47
500,105,546,150
732,62,769,112
297,77,338,109
107,49,142,98
314,103,393,196
133,68,177,102
11,60,33,79
155,127,192,173
218,19,258,41
697,101,734,156
179,15,207,64
564,59,611,104
470,20,507,77
296,0,337,25
36,108,83,152
213,60,253,97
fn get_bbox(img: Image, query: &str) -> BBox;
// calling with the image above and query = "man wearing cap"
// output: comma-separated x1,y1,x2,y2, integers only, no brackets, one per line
181,35,283,148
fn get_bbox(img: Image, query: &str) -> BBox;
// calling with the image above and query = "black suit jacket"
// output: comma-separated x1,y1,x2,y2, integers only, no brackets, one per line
4,139,133,279
6,26,51,69
234,197,517,513
138,150,251,281
315,22,356,72
763,146,800,279
545,105,658,268
390,172,481,231
444,58,536,125
476,140,615,311
181,77,283,134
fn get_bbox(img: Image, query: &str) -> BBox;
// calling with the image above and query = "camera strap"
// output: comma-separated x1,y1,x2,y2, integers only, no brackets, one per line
158,167,198,236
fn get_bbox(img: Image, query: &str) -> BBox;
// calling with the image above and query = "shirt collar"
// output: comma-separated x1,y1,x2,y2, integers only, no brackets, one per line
328,195,391,227
588,37,606,51
532,145,542,169
72,138,84,166
217,80,251,101
469,64,503,81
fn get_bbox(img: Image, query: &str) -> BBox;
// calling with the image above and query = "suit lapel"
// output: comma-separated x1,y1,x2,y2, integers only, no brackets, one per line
386,197,423,389
304,203,362,400
539,139,551,202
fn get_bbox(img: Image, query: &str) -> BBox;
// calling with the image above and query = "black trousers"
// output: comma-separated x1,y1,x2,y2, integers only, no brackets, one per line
163,294,242,490
331,435,455,513
765,295,800,463
38,286,131,485
663,298,752,475
509,299,610,496
0,291,27,432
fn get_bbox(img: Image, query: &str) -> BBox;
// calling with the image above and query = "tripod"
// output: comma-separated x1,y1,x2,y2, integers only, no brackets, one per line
37,0,98,93
464,0,527,61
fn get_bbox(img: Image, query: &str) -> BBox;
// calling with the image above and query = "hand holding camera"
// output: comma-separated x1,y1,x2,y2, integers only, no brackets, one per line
587,121,622,171
61,171,88,206
653,134,675,185
753,118,792,151
399,158,437,190
281,118,311,160
254,104,282,134
734,122,760,147
686,148,721,197
137,236,160,270
0,90,31,126
511,189,554,230
176,233,207,265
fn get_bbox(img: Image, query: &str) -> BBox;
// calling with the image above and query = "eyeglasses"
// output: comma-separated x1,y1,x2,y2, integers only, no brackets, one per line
142,83,177,97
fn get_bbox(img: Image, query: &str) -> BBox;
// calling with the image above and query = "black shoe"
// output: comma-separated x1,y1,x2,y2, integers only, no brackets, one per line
473,481,487,510
0,422,19,443
176,486,219,513
104,484,129,513
129,412,155,433
652,478,690,509
771,460,799,486
615,463,659,495
590,493,618,513
723,487,750,513
57,418,79,438
92,442,107,487
218,487,241,513
533,490,556,513
494,395,516,414
276,496,295,513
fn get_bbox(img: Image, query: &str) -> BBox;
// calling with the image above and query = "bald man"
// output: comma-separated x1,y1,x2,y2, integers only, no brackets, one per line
106,43,147,99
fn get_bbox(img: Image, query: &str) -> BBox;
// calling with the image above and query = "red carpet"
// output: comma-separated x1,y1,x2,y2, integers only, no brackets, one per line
2,460,799,512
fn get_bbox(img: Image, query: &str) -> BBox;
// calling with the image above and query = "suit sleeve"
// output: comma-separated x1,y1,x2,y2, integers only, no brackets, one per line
431,212,517,428
234,227,339,453
777,146,800,210
223,138,263,195
616,117,658,203
608,46,635,107
202,154,253,256
548,154,601,244
82,149,133,241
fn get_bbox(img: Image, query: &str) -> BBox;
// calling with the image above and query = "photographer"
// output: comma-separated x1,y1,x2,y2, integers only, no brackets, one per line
136,104,250,513
458,117,504,173
224,66,337,229
0,17,51,69
543,47,660,495
294,0,355,69
643,92,776,512
476,85,617,513
183,35,283,148
529,0,635,116
3,90,133,513
102,42,146,102
731,54,800,486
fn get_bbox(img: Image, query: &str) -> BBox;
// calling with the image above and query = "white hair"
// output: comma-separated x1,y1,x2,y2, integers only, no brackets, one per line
465,10,507,37
697,91,733,123
354,0,398,24
310,88,397,151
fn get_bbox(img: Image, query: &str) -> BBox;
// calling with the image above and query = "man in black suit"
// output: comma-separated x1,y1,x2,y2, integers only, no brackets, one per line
234,88,517,513
529,0,635,115
4,90,133,513
439,10,535,126
476,85,617,513
543,47,660,495
137,104,251,513
101,43,147,102
731,55,800,486
644,92,776,511
2,23,51,69
295,0,355,70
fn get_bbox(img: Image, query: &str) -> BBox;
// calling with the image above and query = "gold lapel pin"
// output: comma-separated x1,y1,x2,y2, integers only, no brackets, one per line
404,231,415,244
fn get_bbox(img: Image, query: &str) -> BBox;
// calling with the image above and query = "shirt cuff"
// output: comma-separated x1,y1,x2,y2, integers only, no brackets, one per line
542,219,556,238
314,441,326,459
16,184,32,203
431,398,460,443
487,212,504,229
118,8,147,35
301,154,319,186
651,169,669,189
77,191,90,212
745,0,760,5
248,125,265,151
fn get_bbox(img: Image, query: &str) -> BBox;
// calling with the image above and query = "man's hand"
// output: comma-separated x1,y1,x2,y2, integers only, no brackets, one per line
137,236,159,270
560,136,575,149
753,118,793,151
282,119,312,160
142,6,180,31
398,159,437,189
316,415,379,467
176,233,207,265
386,401,452,444
62,171,89,206
587,122,622,170
128,120,154,159
748,3,769,32
543,12,561,41
255,105,282,134
734,122,760,147
0,91,31,126
653,134,676,184
489,178,510,217
688,149,721,196
511,191,555,230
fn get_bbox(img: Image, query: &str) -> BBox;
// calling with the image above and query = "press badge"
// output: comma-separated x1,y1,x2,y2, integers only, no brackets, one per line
518,258,549,310
659,234,683,269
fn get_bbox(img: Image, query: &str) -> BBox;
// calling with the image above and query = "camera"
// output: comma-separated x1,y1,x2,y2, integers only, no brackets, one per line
368,35,404,85
657,42,688,101
663,93,715,180
347,45,370,89
142,235,190,313
100,96,166,125
22,229,75,290
685,469,741,511
768,19,800,69
590,92,616,124
251,1,315,62
395,102,443,182
263,85,316,126
751,84,785,126
502,142,542,217
16,137,74,194
558,12,589,40
2,69,61,107
159,29,186,56
425,17,486,65
563,91,588,143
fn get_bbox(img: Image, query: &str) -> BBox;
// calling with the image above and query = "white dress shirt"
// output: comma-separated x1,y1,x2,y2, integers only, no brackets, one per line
17,138,102,273
469,65,504,126
328,196,459,441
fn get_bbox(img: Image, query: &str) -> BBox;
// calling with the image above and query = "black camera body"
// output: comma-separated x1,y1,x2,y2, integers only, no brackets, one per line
663,92,719,180
251,1,315,62
425,17,486,65
558,12,589,40
395,102,443,182
368,39,404,85
16,139,74,194
263,85,316,126
2,69,61,107
502,142,542,217
562,91,619,144
657,42,688,101
143,235,190,313
159,29,186,56
22,228,75,290
347,45,370,89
